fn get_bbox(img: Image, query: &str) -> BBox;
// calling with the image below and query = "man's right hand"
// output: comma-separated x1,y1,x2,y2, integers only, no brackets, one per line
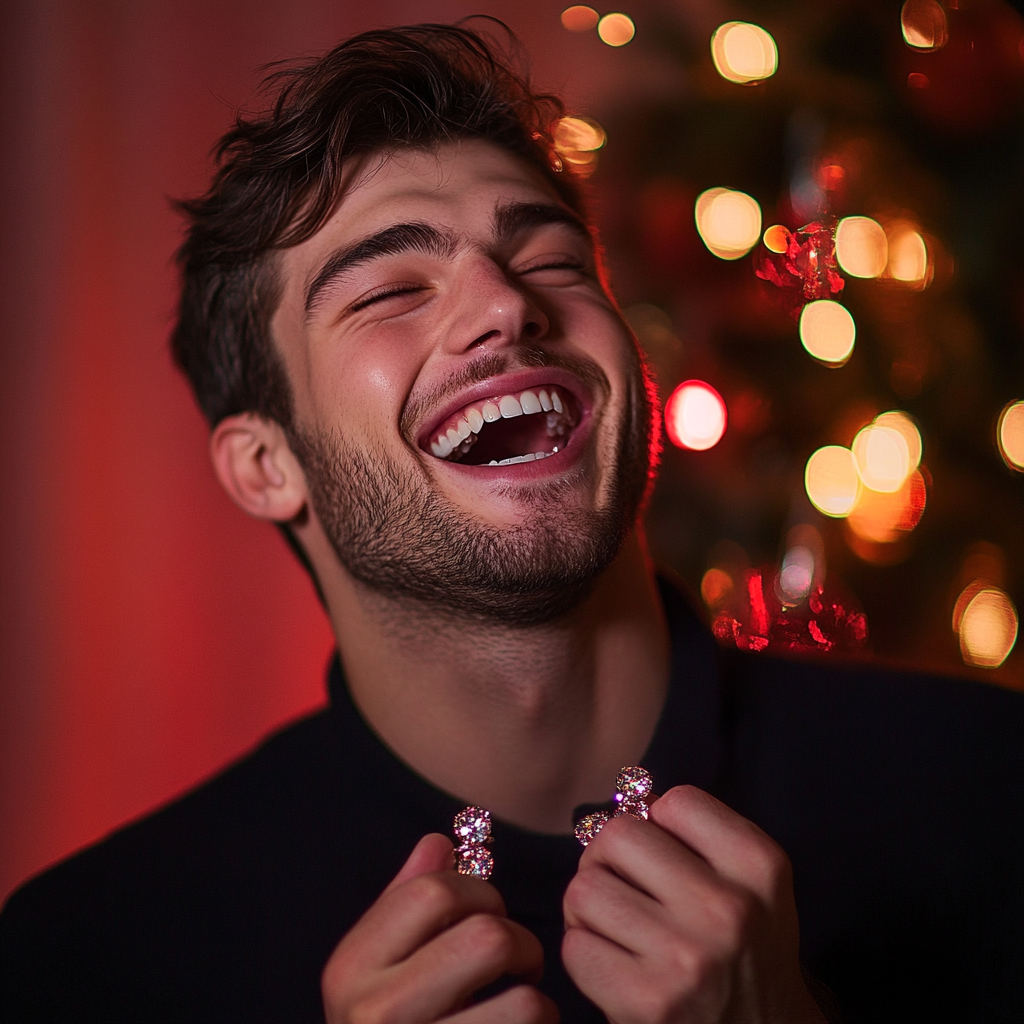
322,833,559,1023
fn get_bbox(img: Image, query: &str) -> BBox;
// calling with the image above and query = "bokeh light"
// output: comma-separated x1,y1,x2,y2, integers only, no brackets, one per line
847,468,927,543
997,399,1024,471
763,223,790,253
835,216,888,278
710,22,778,84
777,545,815,604
561,5,599,32
597,13,635,46
805,446,860,517
695,187,762,260
873,410,923,471
955,586,1019,668
852,424,911,493
665,380,728,450
799,300,856,366
887,223,929,284
901,0,948,51
551,115,606,178
701,567,734,609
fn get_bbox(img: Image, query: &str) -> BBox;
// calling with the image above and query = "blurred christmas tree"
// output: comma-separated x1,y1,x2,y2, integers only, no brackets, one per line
560,0,1024,684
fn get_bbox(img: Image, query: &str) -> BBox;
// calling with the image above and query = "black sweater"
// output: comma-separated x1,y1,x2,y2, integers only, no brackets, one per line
2,582,1023,1022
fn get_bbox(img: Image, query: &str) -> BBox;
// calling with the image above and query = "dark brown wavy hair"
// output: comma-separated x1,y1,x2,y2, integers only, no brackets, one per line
170,20,585,430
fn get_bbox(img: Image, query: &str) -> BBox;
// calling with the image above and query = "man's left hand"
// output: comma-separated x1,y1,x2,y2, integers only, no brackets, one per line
562,785,828,1024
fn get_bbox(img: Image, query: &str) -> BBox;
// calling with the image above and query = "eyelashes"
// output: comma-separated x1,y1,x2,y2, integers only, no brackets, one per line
347,258,591,314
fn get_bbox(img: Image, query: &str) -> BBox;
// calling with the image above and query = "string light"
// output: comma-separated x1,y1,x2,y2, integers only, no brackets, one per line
665,381,727,450
805,446,860,517
710,22,778,84
799,300,856,366
597,13,635,46
561,5,599,31
835,216,888,278
997,400,1024,471
695,188,762,259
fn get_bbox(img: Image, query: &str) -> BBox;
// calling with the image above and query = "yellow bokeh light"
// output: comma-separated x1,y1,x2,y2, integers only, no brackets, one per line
561,5,600,32
710,22,778,84
853,424,911,493
835,216,888,279
901,0,948,50
799,300,856,366
763,224,790,253
997,399,1024,471
887,224,929,283
597,13,635,46
957,586,1019,668
873,411,922,471
695,188,762,260
805,446,861,517
553,116,606,154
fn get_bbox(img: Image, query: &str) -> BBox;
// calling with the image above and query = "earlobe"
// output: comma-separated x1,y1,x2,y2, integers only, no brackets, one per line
209,413,307,523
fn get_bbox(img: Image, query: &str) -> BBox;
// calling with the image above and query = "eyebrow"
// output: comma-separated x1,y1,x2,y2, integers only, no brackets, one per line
303,200,591,318
304,222,458,317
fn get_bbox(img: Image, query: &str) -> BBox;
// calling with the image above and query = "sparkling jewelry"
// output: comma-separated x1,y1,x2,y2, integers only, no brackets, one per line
575,766,655,847
453,806,494,879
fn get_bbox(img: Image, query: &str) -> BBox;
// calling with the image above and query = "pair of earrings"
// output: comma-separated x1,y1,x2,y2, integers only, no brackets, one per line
451,765,655,879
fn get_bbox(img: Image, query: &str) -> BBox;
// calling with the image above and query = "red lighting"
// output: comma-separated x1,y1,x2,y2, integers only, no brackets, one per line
665,380,728,450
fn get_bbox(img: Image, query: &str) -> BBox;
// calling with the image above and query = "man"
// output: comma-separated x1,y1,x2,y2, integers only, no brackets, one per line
2,22,1022,1024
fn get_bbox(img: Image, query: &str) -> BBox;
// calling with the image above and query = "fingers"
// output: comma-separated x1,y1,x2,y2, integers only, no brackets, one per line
446,984,560,1024
331,868,507,975
649,786,792,902
383,833,456,895
388,914,546,1021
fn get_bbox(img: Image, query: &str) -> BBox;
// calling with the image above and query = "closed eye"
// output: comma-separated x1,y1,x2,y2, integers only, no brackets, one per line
349,283,426,312
519,258,589,284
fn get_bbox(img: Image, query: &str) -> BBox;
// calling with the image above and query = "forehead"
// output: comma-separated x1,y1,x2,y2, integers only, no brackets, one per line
284,139,572,272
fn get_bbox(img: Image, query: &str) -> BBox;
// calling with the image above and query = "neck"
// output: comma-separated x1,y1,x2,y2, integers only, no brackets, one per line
320,531,670,834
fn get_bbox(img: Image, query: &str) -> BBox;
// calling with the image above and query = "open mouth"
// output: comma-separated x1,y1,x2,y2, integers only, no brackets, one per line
424,386,581,467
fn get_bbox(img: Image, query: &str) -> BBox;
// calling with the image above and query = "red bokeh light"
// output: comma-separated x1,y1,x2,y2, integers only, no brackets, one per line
665,381,728,450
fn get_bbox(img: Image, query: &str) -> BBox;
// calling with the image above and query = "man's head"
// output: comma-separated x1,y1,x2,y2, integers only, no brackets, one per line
172,22,660,626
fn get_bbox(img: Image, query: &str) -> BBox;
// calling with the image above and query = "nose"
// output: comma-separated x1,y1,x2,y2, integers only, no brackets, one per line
444,257,550,355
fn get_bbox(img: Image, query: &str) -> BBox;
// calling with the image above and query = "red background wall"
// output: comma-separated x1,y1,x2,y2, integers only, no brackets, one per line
0,0,637,902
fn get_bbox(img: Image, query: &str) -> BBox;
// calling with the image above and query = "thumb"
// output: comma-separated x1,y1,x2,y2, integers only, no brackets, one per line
383,833,455,894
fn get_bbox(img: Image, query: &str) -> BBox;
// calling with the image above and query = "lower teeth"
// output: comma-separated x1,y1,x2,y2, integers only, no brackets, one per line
488,449,558,467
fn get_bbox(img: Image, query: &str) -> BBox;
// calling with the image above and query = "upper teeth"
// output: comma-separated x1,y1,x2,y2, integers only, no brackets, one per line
429,387,570,460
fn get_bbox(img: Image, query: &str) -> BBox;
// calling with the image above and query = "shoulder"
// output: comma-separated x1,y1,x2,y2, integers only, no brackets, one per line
0,709,348,1022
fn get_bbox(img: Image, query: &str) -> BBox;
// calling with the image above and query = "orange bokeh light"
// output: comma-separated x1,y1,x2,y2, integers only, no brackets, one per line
695,188,762,260
597,13,635,46
763,224,790,253
847,468,927,543
665,381,728,450
561,5,600,32
887,222,930,285
799,300,856,366
701,567,734,609
997,399,1024,471
955,585,1019,668
901,0,948,51
852,424,911,493
710,21,778,84
805,446,860,517
835,216,888,278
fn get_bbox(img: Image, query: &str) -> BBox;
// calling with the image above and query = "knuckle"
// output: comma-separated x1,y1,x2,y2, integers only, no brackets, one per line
711,886,755,948
461,913,514,964
405,872,460,919
504,984,553,1023
562,866,602,916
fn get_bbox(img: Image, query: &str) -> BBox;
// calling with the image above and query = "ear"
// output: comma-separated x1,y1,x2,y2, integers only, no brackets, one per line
209,413,307,523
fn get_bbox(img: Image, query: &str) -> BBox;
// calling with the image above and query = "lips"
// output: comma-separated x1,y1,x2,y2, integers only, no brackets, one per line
421,384,582,467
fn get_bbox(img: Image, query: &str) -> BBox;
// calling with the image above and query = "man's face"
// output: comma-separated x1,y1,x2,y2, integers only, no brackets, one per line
271,139,657,624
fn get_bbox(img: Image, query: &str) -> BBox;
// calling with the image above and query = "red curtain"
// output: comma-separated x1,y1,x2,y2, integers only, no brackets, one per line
0,0,621,901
